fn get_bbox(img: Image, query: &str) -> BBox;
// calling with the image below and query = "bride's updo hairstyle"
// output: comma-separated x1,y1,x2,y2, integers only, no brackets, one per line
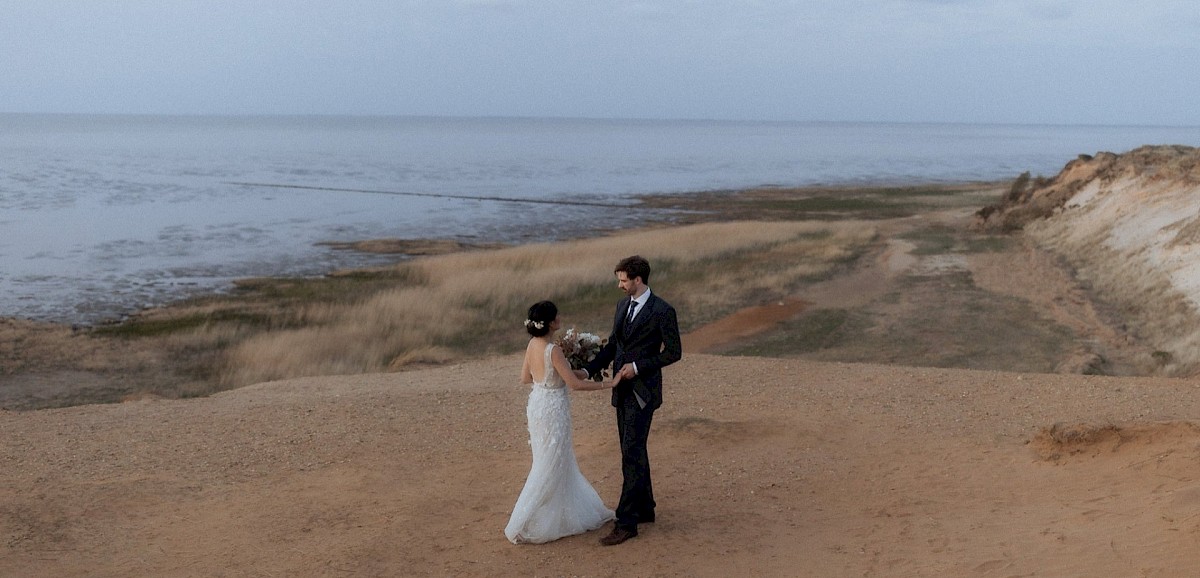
525,300,557,337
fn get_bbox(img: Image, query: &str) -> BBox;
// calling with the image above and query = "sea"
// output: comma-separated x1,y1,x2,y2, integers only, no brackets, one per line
3,114,1199,324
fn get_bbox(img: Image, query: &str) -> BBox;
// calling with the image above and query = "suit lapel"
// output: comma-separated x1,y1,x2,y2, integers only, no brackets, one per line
625,294,655,338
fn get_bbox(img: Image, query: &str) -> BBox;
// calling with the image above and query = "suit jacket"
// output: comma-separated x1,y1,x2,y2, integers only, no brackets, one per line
586,292,682,410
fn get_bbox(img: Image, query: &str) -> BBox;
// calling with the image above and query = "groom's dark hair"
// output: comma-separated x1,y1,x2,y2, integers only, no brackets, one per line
615,255,651,284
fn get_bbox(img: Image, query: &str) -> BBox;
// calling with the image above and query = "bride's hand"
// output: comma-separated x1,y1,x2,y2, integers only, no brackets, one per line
606,375,622,389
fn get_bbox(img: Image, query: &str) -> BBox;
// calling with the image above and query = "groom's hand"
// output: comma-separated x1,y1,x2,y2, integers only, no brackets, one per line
617,363,637,380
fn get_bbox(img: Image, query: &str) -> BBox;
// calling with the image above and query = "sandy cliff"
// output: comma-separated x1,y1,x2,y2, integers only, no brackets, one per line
977,145,1200,374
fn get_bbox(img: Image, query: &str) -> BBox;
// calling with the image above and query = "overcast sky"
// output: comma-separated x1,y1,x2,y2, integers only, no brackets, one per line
3,0,1198,125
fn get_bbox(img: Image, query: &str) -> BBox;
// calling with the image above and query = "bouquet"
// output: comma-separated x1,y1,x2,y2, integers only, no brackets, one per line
556,328,607,381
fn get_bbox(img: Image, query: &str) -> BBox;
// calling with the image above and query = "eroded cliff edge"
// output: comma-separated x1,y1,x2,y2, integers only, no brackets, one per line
977,145,1200,375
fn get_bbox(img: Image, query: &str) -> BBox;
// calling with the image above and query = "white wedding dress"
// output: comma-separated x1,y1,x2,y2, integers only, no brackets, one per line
505,343,614,544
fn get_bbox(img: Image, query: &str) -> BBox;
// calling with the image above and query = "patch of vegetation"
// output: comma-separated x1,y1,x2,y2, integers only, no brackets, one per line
876,187,971,198
91,265,434,341
725,308,862,357
805,273,1079,373
234,266,425,302
1005,171,1032,203
637,183,1004,225
963,235,1011,253
800,244,874,285
901,225,1012,255
1152,350,1172,365
901,225,958,255
756,196,920,220
92,310,272,338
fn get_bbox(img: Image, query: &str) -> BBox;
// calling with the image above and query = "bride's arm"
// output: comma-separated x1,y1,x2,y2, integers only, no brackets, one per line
551,346,615,391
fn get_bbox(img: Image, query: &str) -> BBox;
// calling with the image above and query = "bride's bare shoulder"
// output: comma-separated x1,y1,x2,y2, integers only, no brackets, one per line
524,338,551,360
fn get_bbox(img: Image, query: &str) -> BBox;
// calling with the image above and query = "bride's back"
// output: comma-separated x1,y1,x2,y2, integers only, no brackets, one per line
526,340,566,389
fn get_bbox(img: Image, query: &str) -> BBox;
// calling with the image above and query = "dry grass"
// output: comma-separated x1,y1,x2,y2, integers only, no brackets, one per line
220,221,875,386
0,318,163,377
7,183,1011,409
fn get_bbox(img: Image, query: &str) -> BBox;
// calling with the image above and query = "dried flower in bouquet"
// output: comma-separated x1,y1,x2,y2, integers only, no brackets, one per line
556,328,607,381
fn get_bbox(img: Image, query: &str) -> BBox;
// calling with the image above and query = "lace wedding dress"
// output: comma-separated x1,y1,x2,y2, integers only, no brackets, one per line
505,343,614,544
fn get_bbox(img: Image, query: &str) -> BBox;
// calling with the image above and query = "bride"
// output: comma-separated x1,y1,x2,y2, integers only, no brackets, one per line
505,300,617,544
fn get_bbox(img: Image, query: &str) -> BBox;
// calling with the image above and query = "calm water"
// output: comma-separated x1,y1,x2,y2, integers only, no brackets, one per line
3,114,1199,323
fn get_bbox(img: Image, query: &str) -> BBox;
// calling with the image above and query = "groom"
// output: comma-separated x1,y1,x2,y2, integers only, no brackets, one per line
586,255,682,546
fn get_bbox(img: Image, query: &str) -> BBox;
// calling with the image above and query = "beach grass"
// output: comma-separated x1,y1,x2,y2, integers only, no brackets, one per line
6,182,1038,409
71,219,880,393
215,220,877,386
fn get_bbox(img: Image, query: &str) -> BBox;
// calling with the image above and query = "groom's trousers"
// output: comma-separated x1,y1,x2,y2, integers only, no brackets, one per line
616,392,656,530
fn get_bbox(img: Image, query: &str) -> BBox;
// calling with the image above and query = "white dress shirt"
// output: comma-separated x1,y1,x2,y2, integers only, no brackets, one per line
626,288,651,408
626,287,651,324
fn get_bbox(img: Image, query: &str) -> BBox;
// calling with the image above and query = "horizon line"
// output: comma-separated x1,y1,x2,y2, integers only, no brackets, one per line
1,111,1197,130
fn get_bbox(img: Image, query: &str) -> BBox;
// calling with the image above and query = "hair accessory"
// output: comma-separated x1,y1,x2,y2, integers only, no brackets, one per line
524,319,545,330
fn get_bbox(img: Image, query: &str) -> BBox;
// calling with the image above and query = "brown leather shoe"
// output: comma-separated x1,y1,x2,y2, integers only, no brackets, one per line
599,526,638,546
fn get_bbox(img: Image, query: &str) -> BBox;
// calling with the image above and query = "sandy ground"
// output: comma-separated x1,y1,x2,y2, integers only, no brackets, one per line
5,353,1200,577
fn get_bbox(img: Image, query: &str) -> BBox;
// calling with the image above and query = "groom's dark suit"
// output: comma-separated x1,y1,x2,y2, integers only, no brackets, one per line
587,290,682,532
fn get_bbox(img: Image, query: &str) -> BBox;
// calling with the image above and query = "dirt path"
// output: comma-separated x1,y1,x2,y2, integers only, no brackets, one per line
681,218,920,354
684,207,1154,377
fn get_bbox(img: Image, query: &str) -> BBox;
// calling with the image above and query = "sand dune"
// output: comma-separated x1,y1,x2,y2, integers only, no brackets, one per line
5,353,1200,577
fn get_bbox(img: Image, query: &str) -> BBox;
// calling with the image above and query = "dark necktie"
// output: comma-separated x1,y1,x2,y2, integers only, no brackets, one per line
626,300,638,325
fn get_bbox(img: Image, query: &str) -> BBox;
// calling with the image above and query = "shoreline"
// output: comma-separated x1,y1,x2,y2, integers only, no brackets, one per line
1,205,662,328
6,179,1158,412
